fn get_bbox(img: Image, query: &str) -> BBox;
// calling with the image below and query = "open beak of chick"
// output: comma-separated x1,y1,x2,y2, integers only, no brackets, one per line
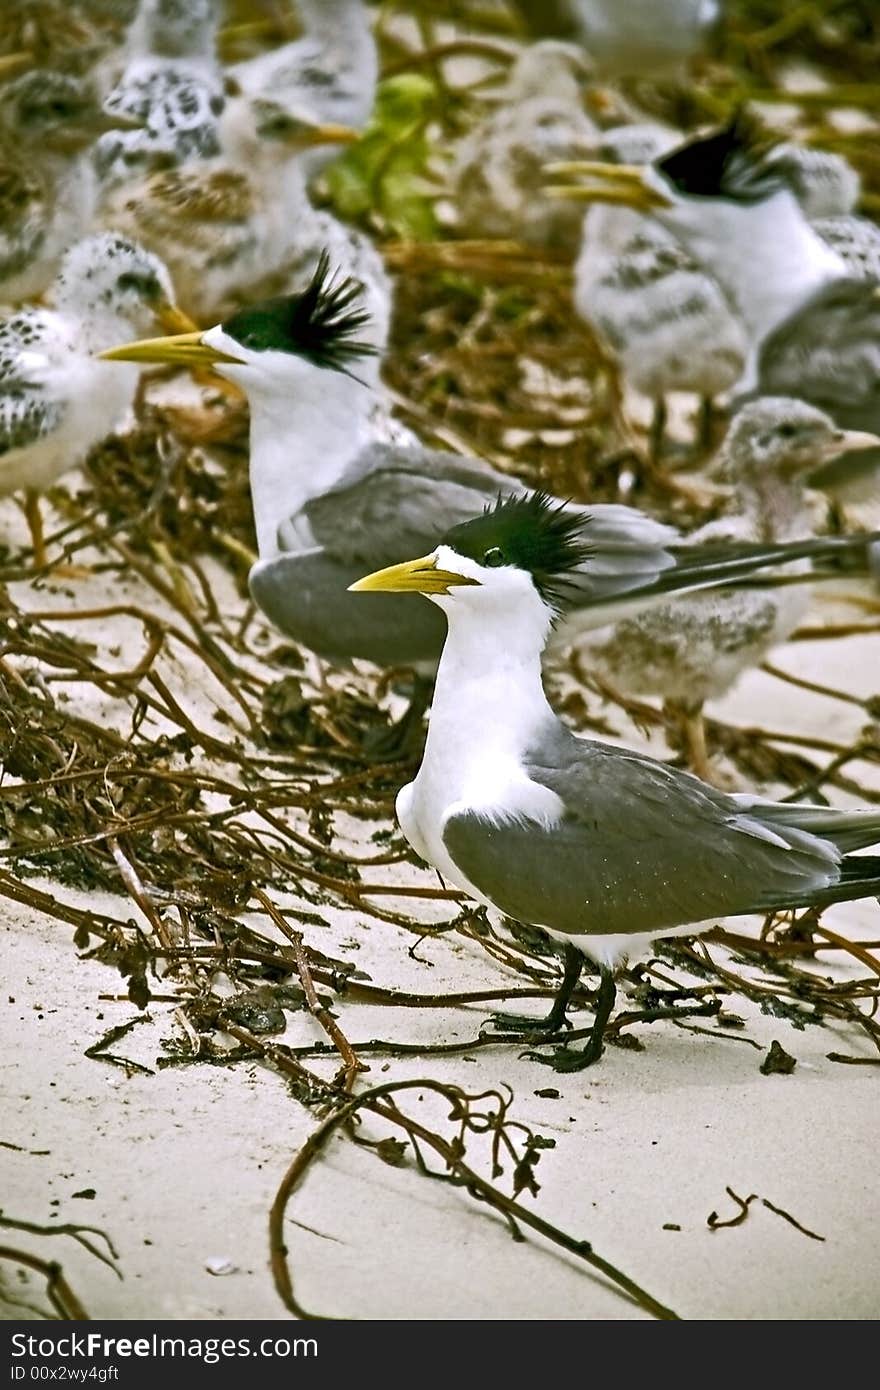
349,554,480,595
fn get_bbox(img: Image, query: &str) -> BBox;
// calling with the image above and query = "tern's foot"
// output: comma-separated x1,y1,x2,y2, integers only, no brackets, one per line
524,965,615,1070
524,1035,605,1072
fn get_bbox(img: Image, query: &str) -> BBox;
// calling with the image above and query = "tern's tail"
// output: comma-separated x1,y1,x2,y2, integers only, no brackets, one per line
803,856,880,910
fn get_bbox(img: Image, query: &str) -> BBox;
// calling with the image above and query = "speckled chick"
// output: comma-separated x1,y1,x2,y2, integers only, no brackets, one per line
0,233,186,565
563,398,873,782
453,41,599,253
0,71,115,303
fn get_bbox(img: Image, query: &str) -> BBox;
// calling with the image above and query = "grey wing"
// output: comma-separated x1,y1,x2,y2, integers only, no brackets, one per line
442,733,844,939
249,545,448,667
297,445,527,565
561,502,678,607
301,446,680,582
756,278,880,430
257,447,516,664
299,448,842,614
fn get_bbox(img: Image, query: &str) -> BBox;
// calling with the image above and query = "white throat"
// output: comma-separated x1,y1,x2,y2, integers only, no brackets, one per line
244,365,374,558
400,579,563,889
417,587,556,805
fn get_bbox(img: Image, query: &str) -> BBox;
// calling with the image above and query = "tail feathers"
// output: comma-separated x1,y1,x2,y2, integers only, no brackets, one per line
741,802,880,855
646,532,878,602
840,854,880,884
562,531,878,630
789,856,880,910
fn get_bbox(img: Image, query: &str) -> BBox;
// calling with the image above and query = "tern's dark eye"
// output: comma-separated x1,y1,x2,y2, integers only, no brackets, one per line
483,547,505,567
777,423,797,439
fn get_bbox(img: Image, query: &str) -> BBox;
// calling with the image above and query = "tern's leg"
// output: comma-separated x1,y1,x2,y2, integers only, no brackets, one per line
490,942,584,1033
666,700,740,790
697,396,716,455
666,699,712,782
22,489,94,580
527,965,616,1072
648,397,667,463
679,702,712,782
23,490,47,569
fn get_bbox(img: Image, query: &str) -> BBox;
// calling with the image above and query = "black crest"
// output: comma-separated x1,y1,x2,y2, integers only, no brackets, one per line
221,251,377,371
441,491,592,609
656,112,784,205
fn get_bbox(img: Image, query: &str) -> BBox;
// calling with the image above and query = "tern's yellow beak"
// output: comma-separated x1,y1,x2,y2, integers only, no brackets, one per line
543,160,673,210
295,120,360,148
157,303,200,335
349,555,480,595
98,330,245,368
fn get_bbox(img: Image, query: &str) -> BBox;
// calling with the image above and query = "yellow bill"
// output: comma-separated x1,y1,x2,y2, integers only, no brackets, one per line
157,303,200,335
349,555,480,595
297,120,360,148
542,160,672,210
98,330,245,367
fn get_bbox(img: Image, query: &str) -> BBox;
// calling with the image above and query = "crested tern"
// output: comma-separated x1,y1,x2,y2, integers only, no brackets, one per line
100,259,880,751
350,491,880,1069
0,232,191,567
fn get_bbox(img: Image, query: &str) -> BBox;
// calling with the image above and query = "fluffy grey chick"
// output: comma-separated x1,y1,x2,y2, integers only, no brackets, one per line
453,41,599,254
563,398,880,783
0,71,120,303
